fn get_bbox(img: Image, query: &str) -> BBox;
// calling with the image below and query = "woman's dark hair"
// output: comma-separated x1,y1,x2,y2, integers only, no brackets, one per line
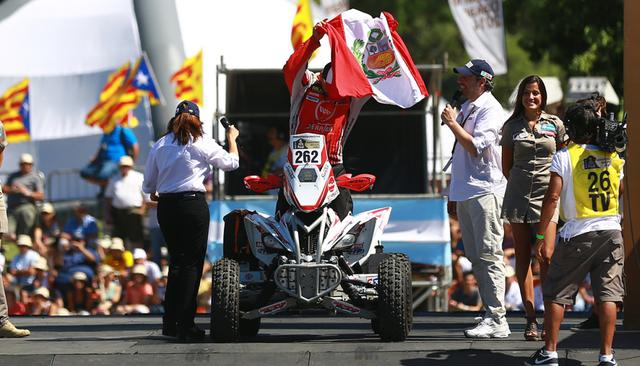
166,113,204,145
508,75,547,121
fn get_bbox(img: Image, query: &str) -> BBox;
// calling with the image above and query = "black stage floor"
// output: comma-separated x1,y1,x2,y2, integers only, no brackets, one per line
1,314,639,366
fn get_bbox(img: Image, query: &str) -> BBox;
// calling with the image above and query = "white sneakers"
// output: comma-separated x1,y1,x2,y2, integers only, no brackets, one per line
464,317,511,338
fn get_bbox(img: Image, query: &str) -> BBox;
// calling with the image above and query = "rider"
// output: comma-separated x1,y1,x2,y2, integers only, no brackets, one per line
276,20,370,220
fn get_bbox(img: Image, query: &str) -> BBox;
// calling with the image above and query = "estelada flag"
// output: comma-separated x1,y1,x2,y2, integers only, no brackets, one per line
291,0,313,50
0,79,31,143
131,53,165,105
86,61,141,133
170,50,203,105
323,9,428,108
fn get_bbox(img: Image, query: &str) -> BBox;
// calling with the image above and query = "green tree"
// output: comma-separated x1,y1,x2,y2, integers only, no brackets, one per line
503,0,623,96
347,1,621,106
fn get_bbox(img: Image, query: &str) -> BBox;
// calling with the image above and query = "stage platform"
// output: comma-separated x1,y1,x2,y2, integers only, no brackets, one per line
1,313,639,366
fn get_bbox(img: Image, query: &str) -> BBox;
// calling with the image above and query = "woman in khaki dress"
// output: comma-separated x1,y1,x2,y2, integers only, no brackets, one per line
501,75,565,340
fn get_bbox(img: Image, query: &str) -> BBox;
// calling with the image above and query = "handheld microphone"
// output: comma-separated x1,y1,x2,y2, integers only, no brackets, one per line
219,117,232,130
450,90,463,109
441,90,463,126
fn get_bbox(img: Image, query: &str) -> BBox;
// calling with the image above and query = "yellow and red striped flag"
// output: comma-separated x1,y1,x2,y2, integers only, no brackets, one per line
170,50,203,105
99,62,130,102
0,79,31,143
86,62,141,133
291,0,313,50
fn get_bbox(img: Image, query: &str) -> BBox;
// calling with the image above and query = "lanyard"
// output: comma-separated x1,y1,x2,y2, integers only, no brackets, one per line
443,106,477,172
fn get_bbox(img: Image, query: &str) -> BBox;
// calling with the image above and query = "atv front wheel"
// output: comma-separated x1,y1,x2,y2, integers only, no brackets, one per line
377,254,411,341
211,258,240,342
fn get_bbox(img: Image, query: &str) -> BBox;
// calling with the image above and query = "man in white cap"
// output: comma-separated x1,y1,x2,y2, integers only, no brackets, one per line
2,153,44,240
133,248,161,284
0,119,30,337
9,235,40,286
105,155,145,249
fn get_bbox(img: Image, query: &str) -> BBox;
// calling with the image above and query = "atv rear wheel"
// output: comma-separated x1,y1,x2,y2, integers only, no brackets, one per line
211,258,240,342
377,254,411,341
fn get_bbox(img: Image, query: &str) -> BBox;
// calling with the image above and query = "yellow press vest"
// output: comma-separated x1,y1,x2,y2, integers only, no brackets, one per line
568,143,623,218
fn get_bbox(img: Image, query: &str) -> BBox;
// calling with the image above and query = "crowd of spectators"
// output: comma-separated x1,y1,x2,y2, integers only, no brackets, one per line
447,217,593,313
0,138,221,318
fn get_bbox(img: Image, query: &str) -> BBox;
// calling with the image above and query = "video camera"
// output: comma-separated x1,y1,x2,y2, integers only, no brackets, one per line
595,112,627,155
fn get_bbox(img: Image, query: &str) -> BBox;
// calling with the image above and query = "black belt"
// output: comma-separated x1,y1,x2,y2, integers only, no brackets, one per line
159,191,205,198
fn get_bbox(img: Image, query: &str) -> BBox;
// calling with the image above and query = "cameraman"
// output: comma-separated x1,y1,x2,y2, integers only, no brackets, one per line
526,104,625,366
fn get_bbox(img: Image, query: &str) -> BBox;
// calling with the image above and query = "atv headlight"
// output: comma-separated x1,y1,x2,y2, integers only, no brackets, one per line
263,234,283,250
333,233,356,249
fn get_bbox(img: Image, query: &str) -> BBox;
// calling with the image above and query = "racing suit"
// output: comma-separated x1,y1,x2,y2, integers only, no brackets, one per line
276,36,369,219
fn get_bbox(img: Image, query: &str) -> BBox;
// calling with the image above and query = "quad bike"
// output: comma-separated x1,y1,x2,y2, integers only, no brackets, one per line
210,133,412,342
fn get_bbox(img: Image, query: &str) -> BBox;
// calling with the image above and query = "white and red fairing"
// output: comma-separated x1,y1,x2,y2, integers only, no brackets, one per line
282,133,339,212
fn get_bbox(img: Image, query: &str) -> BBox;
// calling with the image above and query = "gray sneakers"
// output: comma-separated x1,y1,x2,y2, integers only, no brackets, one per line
464,317,511,338
0,320,30,338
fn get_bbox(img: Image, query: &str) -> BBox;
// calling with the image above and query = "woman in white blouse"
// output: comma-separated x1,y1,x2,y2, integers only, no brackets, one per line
143,100,239,342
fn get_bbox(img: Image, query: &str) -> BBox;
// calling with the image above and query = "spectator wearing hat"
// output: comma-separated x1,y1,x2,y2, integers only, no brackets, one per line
30,287,61,316
93,264,121,315
55,234,99,292
2,153,45,240
133,248,161,285
80,124,139,196
105,156,145,250
102,237,133,277
28,257,50,290
65,271,96,315
33,202,61,259
143,100,239,341
441,59,510,338
9,235,40,287
116,264,153,314
62,202,98,249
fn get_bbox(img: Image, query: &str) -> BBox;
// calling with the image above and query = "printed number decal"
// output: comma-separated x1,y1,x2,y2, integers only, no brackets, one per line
294,150,319,164
587,171,611,211
588,171,611,192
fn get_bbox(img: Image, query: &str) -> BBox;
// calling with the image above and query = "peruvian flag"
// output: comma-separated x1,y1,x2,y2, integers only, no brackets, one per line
324,9,428,108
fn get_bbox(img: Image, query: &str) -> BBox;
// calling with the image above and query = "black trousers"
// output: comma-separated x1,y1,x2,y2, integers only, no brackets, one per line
157,192,209,330
275,164,353,220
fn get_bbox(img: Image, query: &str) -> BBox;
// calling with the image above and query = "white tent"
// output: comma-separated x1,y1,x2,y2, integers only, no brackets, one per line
0,0,151,199
565,77,620,105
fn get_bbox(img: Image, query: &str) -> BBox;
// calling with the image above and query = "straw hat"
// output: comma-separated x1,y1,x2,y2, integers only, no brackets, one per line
110,237,125,252
72,271,88,282
16,235,33,248
33,257,49,271
41,202,55,214
132,264,147,276
33,287,50,299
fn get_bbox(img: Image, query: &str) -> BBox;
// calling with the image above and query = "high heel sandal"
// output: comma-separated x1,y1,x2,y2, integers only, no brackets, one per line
524,316,540,341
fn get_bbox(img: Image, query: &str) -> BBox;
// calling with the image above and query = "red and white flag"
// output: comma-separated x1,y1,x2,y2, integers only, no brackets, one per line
324,9,428,108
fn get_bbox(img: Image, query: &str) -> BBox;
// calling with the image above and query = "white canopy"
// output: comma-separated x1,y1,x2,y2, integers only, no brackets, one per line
0,0,141,77
565,77,620,105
